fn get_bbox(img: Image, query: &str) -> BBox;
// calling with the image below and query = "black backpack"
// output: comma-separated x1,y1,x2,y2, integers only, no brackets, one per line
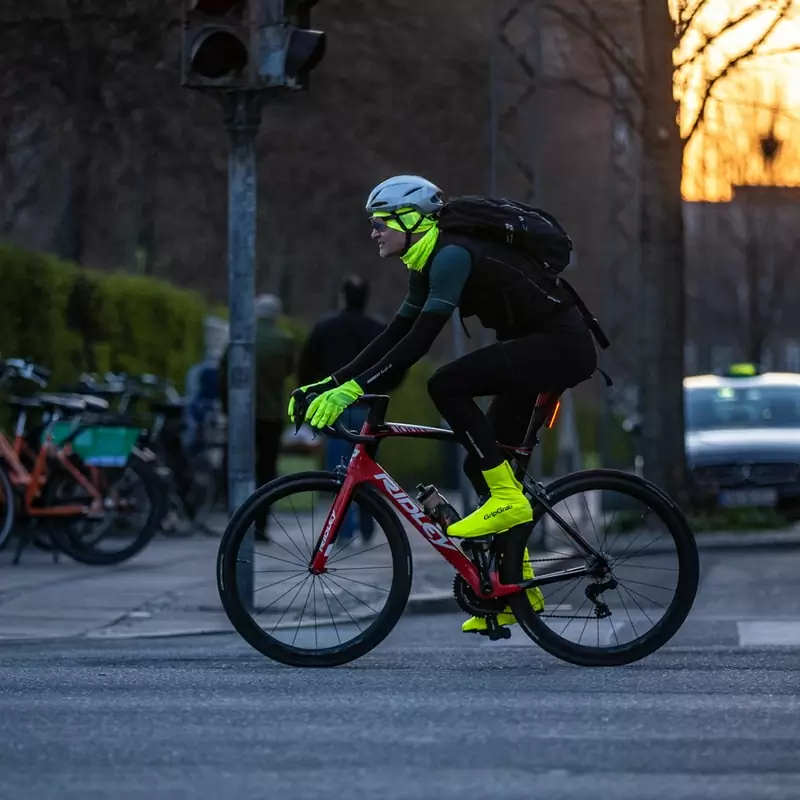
438,195,610,351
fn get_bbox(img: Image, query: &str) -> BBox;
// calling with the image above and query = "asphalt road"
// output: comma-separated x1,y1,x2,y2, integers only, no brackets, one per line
2,548,800,800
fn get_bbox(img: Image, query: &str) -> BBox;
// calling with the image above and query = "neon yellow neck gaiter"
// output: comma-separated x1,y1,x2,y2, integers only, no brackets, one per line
401,224,440,272
373,208,440,272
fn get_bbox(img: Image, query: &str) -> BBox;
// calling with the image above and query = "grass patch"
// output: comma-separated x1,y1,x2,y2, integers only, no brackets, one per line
687,507,790,532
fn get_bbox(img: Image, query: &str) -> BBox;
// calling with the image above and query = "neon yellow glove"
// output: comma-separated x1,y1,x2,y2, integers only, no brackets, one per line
287,377,336,423
307,379,364,430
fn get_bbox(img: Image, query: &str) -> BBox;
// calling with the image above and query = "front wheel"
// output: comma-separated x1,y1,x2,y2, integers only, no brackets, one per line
217,471,413,667
503,469,699,667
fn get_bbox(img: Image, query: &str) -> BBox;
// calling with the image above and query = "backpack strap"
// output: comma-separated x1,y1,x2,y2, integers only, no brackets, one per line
596,367,614,387
558,277,611,350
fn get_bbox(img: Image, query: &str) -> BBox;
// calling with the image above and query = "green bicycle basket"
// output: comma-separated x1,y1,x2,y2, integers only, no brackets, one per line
51,423,141,468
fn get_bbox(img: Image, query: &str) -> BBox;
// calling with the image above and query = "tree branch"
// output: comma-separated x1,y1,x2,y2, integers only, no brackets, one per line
678,0,709,38
682,0,792,143
745,43,800,58
676,1,769,67
544,2,644,96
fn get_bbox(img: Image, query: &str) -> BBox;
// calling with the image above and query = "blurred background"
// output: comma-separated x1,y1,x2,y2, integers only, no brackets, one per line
1,0,799,516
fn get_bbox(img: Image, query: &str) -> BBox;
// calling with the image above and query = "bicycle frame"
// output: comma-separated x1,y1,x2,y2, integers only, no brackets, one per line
0,418,104,517
308,409,604,600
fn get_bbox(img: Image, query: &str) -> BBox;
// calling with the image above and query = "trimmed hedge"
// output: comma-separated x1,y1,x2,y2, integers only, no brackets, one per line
0,244,206,389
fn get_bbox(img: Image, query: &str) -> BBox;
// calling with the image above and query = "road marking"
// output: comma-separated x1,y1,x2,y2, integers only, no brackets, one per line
737,620,800,647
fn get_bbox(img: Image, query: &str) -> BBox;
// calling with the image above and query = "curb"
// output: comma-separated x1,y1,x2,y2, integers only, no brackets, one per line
73,591,459,642
694,530,800,552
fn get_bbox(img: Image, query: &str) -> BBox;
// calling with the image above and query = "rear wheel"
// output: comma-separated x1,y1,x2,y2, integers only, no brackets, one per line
0,462,15,550
217,471,412,667
43,455,164,565
503,469,699,666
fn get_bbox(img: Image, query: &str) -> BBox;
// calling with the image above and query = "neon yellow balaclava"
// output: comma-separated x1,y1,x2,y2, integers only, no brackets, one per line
373,208,439,271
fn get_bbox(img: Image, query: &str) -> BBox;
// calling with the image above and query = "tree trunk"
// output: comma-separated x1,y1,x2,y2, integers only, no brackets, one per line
54,35,93,264
637,0,687,501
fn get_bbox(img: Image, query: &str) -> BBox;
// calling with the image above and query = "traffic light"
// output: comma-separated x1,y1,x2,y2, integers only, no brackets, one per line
282,0,326,90
182,0,253,89
182,0,326,91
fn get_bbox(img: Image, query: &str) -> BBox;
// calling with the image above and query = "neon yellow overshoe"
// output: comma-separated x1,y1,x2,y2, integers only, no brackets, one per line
462,546,545,633
448,461,533,539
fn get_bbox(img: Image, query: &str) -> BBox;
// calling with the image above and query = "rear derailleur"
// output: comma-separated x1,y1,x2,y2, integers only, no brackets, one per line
585,575,618,619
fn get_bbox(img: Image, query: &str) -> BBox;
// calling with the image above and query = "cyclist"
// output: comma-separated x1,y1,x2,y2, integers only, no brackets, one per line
290,175,598,633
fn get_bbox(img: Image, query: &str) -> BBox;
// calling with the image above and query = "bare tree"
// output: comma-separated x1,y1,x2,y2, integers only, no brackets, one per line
541,0,798,499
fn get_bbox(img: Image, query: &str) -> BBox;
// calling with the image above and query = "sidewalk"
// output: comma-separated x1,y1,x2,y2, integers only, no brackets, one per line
0,512,474,642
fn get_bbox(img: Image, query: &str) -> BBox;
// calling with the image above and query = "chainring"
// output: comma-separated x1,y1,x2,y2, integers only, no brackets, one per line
453,575,507,617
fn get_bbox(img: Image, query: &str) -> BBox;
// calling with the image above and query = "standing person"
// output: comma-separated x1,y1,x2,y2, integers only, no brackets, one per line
289,175,604,634
220,293,295,541
297,275,407,542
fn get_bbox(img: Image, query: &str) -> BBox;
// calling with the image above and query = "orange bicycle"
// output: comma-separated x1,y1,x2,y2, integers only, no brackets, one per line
0,359,163,564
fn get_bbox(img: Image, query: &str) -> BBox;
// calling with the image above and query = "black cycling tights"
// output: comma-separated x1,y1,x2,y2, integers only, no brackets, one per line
426,312,598,496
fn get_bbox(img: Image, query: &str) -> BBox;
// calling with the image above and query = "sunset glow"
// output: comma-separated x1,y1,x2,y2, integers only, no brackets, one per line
676,0,800,200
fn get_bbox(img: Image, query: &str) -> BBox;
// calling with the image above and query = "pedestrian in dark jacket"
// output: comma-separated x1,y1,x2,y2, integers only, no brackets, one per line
297,276,407,541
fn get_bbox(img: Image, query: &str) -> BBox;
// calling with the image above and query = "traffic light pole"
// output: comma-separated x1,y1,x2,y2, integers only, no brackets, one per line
182,0,327,612
221,91,264,610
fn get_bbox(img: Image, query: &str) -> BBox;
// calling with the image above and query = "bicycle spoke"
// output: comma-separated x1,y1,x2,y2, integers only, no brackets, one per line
312,580,319,650
252,574,309,619
327,540,388,565
618,582,666,614
614,584,641,639
287,495,313,560
322,573,382,616
291,580,316,646
256,534,308,567
326,573,390,594
616,576,674,593
319,574,366,632
268,511,311,564
269,575,312,634
253,572,307,594
318,577,343,644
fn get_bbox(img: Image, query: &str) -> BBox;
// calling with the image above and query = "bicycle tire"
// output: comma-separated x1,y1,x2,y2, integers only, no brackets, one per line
0,461,15,550
45,454,165,565
503,468,699,667
217,471,413,667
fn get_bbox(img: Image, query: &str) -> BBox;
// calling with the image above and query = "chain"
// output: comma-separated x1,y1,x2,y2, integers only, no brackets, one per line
526,555,587,563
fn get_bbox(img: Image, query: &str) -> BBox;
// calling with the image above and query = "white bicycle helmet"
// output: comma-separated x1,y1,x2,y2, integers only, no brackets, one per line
366,175,444,217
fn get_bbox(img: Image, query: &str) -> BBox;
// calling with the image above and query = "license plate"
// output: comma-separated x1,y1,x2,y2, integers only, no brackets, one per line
718,488,778,508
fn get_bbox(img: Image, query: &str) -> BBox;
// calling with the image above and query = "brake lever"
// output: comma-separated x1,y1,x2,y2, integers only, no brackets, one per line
291,389,314,434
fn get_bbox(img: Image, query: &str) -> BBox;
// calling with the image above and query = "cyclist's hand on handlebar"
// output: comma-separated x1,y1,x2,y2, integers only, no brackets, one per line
287,377,336,425
306,379,364,430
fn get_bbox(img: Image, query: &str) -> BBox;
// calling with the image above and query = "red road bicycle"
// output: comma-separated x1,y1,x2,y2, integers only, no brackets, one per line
217,392,699,668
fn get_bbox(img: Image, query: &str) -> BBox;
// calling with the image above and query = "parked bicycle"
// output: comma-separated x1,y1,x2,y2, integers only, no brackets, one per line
217,390,700,668
0,359,164,564
64,371,225,535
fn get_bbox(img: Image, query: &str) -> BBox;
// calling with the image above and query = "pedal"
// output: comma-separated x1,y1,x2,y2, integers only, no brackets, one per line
479,615,512,641
478,626,511,641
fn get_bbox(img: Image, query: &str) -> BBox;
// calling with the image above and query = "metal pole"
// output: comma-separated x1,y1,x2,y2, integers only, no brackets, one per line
223,91,262,610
